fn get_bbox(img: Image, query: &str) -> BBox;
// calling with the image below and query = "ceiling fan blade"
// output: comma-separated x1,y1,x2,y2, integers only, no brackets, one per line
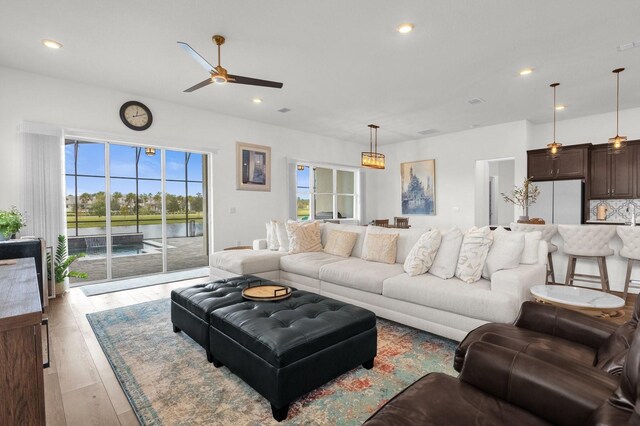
177,41,214,72
228,74,283,89
184,77,214,92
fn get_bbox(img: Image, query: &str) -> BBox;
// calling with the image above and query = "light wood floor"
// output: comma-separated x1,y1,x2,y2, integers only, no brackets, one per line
43,280,638,425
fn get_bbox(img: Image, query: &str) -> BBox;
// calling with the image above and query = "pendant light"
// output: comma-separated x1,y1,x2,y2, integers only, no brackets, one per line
145,147,156,156
361,124,385,169
296,164,305,171
608,68,626,154
547,83,562,159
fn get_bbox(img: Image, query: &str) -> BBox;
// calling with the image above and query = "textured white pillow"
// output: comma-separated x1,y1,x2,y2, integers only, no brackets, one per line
403,229,442,277
286,221,323,254
482,227,525,279
362,233,399,264
324,230,358,257
456,226,493,283
276,222,290,252
265,222,273,249
519,230,542,264
268,220,280,250
430,227,463,279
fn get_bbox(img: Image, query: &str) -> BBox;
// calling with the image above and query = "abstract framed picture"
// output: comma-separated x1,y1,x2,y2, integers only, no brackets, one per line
236,142,271,191
401,159,436,215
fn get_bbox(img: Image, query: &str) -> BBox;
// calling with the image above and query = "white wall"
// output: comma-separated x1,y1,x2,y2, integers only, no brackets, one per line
365,121,529,229
0,66,363,251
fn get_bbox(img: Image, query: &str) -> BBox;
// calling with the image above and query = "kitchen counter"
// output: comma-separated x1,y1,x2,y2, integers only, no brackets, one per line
585,220,634,225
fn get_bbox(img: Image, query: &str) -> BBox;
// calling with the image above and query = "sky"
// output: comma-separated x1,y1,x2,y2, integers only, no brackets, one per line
65,142,204,196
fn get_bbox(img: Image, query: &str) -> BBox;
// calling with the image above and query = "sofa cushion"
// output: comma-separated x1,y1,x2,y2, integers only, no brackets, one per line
321,223,367,258
482,227,525,279
364,225,430,263
382,273,519,323
324,229,358,257
403,229,442,277
286,220,323,254
320,258,405,294
430,227,463,279
210,250,286,275
362,233,399,264
455,226,493,283
280,252,346,279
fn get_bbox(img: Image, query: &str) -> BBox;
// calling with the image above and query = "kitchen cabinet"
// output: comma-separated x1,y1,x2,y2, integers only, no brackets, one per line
527,145,589,181
589,145,634,199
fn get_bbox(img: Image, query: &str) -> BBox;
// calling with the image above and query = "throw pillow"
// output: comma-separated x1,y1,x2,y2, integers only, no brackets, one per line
362,233,399,264
430,227,463,279
482,227,525,279
403,229,442,276
286,221,323,254
520,230,542,264
265,222,273,250
455,226,493,283
276,221,290,253
324,230,358,257
268,220,280,250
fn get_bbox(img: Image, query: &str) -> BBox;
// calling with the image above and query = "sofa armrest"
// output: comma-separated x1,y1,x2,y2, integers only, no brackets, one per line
514,301,617,349
490,264,545,303
252,239,268,250
460,341,612,426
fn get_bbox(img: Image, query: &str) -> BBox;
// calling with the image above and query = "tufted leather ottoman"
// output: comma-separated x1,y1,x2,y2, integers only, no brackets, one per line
171,275,273,362
208,290,377,421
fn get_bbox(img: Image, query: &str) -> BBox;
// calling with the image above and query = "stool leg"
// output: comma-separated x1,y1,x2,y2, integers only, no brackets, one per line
602,257,611,292
547,252,556,285
624,259,633,301
565,256,575,286
597,257,609,293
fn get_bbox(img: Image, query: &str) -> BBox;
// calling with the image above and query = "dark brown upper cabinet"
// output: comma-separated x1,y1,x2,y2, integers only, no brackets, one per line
589,144,634,199
527,144,589,181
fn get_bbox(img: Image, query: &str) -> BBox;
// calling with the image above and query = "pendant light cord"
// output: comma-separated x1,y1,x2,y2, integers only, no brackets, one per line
553,85,556,143
616,71,620,135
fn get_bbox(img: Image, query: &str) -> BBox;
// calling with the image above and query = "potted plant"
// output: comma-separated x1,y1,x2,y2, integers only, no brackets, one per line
48,235,88,294
0,206,26,241
501,177,540,223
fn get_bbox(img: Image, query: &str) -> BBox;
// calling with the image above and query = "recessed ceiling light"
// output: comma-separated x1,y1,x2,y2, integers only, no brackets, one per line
397,23,414,34
555,104,566,111
42,39,62,49
252,98,263,104
519,68,534,76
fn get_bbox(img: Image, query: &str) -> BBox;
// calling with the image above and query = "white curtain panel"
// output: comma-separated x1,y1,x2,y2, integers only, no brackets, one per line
19,122,66,246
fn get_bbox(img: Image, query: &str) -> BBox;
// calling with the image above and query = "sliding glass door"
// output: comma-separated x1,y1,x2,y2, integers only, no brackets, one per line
65,140,209,284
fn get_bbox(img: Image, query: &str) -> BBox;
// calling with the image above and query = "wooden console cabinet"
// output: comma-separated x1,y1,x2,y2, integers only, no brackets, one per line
0,258,45,425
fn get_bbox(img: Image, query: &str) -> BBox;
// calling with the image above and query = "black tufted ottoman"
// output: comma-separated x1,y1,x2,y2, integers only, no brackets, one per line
171,275,272,362
208,290,377,421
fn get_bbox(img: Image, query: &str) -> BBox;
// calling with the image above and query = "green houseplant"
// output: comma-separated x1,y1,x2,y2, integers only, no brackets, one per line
501,177,540,223
0,206,26,240
48,235,88,294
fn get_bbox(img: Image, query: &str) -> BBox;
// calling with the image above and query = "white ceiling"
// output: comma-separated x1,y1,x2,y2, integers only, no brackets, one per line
2,0,640,145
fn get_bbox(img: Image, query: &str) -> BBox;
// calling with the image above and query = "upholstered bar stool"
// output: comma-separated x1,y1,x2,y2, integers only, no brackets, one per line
557,225,616,292
616,226,640,301
510,223,558,284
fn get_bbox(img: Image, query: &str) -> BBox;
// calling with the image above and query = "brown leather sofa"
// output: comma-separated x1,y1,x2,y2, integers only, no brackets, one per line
454,299,638,375
363,335,640,426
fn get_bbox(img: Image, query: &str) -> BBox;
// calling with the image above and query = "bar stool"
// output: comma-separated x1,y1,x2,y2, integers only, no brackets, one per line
558,225,616,292
510,223,558,284
616,226,640,301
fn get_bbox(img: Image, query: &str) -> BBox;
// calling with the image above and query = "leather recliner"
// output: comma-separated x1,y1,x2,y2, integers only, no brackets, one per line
454,298,639,375
363,333,640,426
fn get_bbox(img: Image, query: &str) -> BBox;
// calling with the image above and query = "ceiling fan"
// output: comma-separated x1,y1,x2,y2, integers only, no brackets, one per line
177,35,284,92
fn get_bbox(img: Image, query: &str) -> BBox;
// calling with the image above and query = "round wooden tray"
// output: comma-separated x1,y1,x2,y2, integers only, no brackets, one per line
242,285,292,301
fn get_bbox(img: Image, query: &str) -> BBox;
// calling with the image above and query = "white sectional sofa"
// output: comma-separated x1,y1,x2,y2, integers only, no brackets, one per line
209,223,547,341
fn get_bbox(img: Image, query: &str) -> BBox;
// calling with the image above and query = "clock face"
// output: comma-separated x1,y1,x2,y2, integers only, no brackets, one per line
120,101,153,131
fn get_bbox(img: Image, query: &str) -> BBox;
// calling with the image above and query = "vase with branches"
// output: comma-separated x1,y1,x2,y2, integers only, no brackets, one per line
47,235,88,294
501,178,540,222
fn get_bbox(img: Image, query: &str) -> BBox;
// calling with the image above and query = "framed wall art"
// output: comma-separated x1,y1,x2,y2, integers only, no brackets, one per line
236,142,271,191
401,159,435,215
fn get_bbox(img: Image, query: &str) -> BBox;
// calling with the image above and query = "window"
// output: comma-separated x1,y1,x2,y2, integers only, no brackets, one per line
295,164,359,221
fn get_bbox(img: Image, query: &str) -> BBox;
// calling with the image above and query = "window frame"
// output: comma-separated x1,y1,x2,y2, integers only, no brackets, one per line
295,163,360,221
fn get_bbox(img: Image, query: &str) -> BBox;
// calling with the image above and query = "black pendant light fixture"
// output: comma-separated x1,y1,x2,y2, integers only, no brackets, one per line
608,68,627,154
547,83,562,159
361,124,385,169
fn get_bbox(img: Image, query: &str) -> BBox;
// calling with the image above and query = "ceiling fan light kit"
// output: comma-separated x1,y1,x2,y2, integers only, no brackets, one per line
546,82,563,159
361,124,385,169
608,67,627,154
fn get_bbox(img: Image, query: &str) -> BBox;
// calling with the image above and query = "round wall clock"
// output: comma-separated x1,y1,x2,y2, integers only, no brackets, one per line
119,101,153,131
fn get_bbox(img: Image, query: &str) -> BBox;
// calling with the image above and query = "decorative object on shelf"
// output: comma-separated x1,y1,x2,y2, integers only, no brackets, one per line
236,142,271,191
47,235,88,295
120,101,153,131
608,68,627,154
547,83,563,159
401,159,436,215
361,124,385,169
597,204,609,221
0,206,26,241
177,35,283,92
501,178,540,223
145,147,156,156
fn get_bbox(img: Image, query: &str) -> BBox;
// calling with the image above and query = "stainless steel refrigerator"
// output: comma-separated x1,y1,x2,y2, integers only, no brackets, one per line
527,180,584,224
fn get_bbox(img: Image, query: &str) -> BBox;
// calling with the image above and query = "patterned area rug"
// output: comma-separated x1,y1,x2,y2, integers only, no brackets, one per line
87,298,457,425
